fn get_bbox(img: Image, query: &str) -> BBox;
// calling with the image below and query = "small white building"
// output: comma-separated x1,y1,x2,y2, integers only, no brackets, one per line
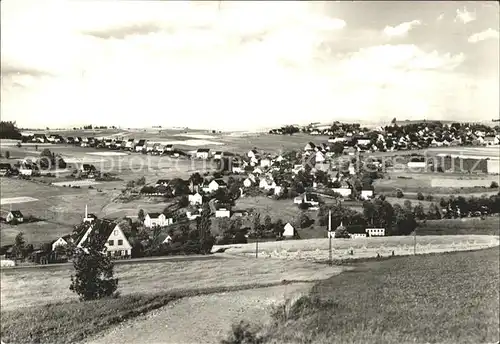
360,190,374,200
260,158,272,168
207,179,227,193
188,192,203,205
333,188,352,197
196,148,210,159
366,228,385,237
52,236,72,251
144,213,173,228
247,149,259,159
315,151,326,163
162,235,173,244
243,178,253,188
283,223,295,237
77,223,132,258
215,208,231,218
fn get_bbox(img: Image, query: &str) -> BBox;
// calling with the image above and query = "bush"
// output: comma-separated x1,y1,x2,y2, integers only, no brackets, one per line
490,181,499,188
396,189,404,198
417,192,424,201
425,194,433,201
221,320,264,344
5,151,10,159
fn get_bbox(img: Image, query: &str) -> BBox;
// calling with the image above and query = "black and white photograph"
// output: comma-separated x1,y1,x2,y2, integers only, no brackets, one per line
0,1,499,343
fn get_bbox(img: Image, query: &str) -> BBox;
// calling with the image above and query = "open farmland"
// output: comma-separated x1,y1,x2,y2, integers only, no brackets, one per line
0,256,344,312
214,235,500,262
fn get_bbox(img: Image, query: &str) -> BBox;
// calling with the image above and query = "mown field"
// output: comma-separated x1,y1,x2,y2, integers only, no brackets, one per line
244,247,499,344
0,256,343,312
214,235,499,262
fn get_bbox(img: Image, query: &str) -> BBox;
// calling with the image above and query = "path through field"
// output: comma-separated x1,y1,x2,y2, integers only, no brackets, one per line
85,283,314,344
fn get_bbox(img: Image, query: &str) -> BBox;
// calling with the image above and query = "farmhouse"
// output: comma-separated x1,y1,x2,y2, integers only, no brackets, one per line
6,210,24,223
188,192,203,205
315,151,326,163
76,221,132,257
165,144,174,152
144,213,173,228
52,235,72,251
260,158,272,168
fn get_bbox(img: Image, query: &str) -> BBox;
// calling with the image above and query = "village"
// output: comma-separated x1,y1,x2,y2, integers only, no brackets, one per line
1,120,499,265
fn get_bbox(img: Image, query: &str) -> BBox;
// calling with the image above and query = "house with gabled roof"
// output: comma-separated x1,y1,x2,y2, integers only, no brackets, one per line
207,179,227,193
52,235,73,251
196,148,210,159
77,220,132,258
6,210,24,223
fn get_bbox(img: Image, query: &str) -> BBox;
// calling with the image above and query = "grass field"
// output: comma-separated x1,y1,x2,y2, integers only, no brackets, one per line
244,247,499,344
0,257,343,312
417,216,500,236
214,235,499,262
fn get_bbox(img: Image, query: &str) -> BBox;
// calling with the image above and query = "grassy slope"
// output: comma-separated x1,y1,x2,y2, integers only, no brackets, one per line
259,247,500,344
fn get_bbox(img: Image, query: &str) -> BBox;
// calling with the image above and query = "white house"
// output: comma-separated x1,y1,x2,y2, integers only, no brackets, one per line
215,208,231,218
366,228,385,237
304,142,316,151
196,148,210,159
52,236,72,251
232,165,244,174
260,158,271,168
213,151,223,160
207,179,227,193
6,210,24,223
144,213,173,228
332,188,352,197
189,192,203,205
105,225,132,257
243,178,253,188
77,223,132,258
351,232,367,238
247,149,259,159
283,223,295,237
315,151,326,163
162,235,173,244
407,161,426,170
360,190,374,200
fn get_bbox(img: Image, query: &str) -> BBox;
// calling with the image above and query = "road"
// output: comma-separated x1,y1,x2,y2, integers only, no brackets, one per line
1,254,221,271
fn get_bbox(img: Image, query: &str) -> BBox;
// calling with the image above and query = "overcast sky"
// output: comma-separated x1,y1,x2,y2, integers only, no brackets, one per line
1,1,498,130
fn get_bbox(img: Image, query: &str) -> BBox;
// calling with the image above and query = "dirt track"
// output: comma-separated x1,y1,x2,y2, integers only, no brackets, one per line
85,283,314,344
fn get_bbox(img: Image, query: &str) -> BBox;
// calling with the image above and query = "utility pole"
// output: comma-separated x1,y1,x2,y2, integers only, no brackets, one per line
413,227,417,255
255,237,258,258
328,210,332,265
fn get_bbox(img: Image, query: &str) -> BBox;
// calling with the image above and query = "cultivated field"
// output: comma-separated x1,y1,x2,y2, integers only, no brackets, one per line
0,257,344,311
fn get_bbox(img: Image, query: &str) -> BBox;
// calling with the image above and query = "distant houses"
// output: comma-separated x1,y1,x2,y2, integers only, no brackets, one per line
6,210,24,223
196,148,210,159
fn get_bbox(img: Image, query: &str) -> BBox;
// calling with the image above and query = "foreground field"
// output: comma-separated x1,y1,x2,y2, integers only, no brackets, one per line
253,247,499,344
0,256,343,311
214,235,500,262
